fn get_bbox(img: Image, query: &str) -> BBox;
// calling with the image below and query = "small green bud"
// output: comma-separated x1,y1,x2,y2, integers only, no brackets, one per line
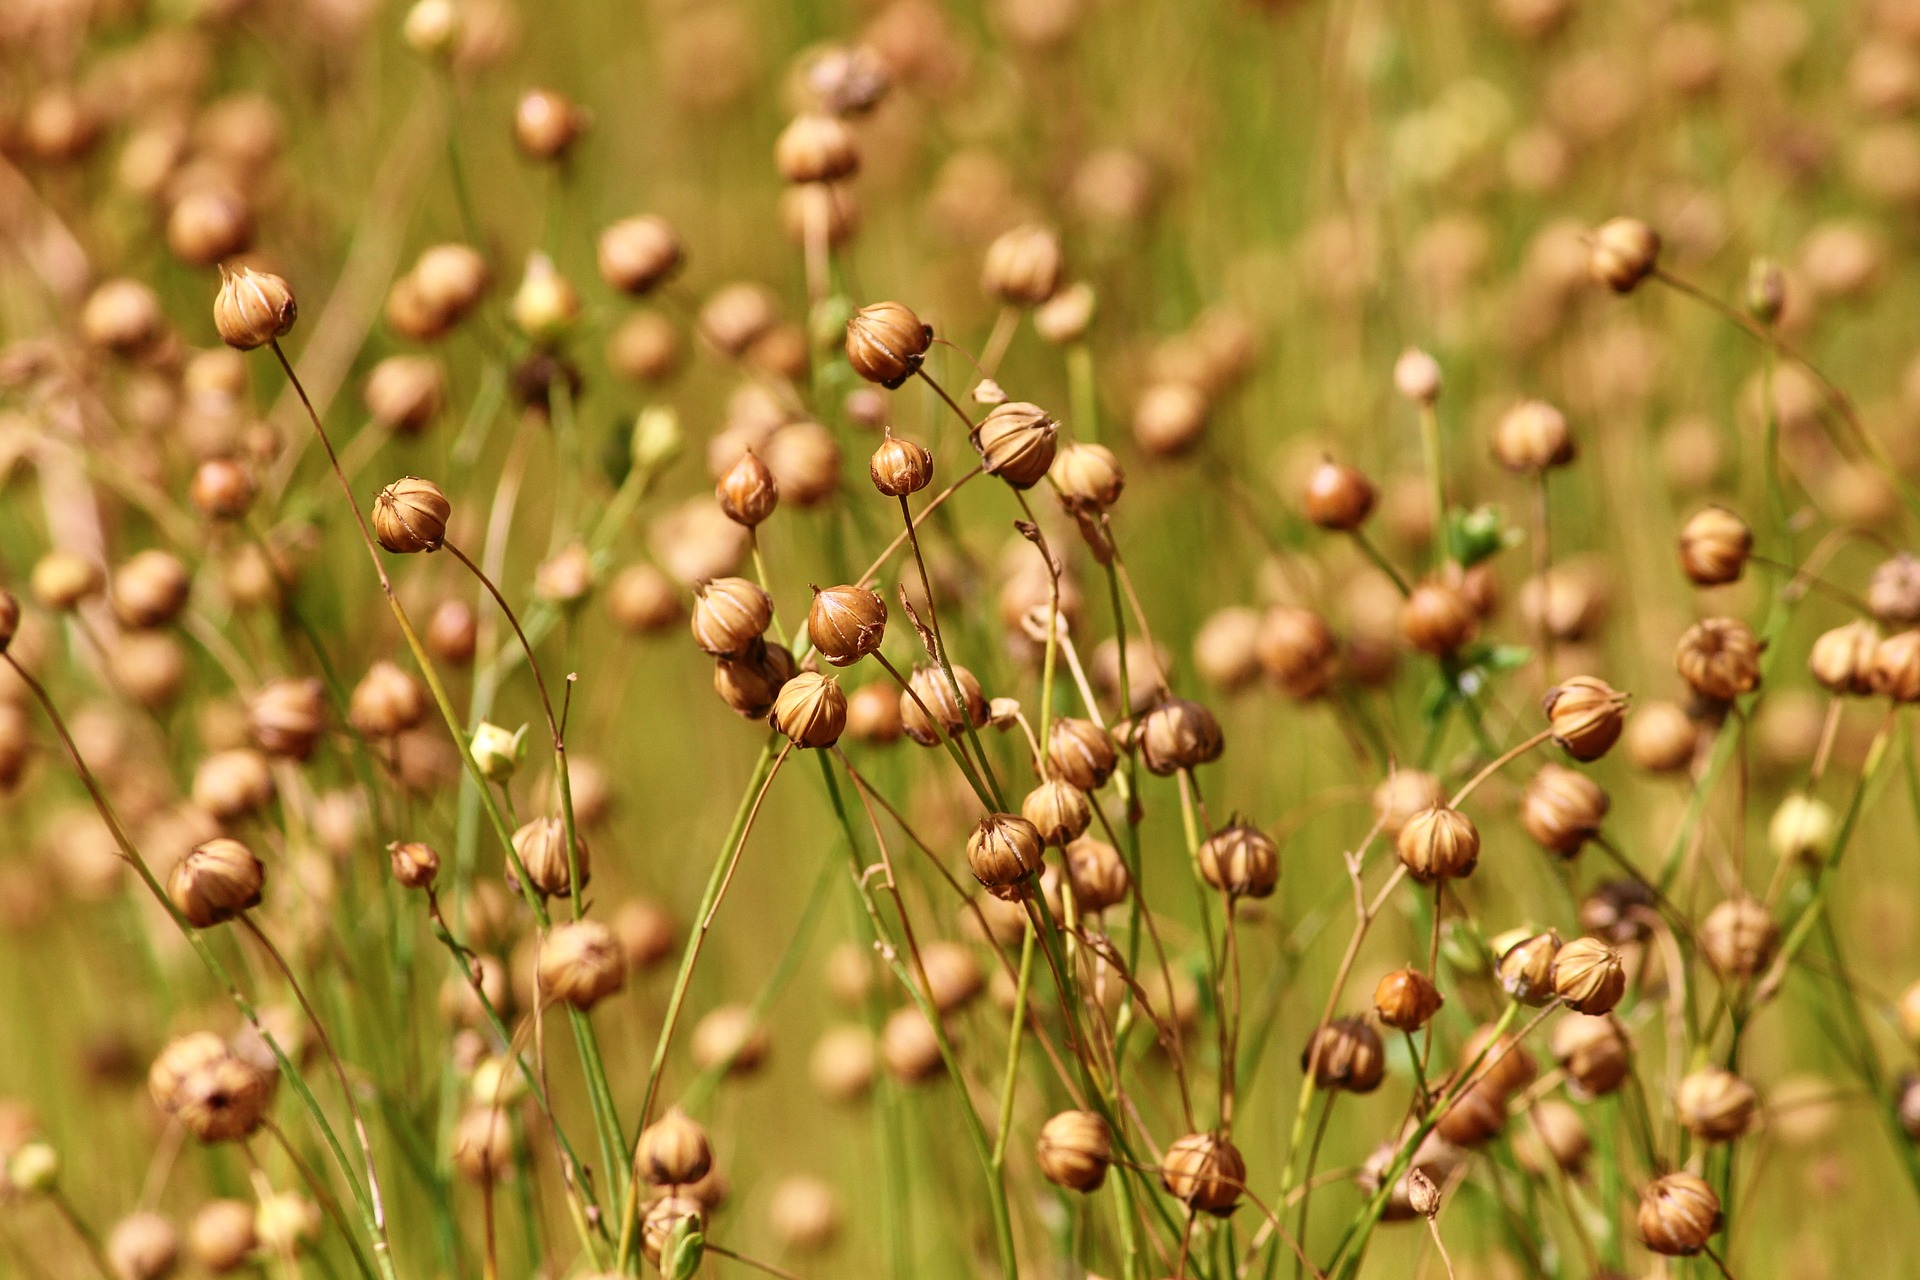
631,406,683,472
7,1142,58,1194
471,722,529,783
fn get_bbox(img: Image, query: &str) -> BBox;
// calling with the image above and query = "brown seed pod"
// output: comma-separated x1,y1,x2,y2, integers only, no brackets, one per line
1046,718,1117,791
612,897,678,972
451,1107,514,1182
641,1196,705,1269
83,279,164,355
1543,675,1626,761
190,459,256,521
1579,879,1657,945
1136,697,1224,776
869,431,934,496
364,356,444,434
1050,442,1125,513
691,577,774,658
193,749,277,821
168,838,265,928
1396,806,1479,880
1675,617,1762,702
846,302,932,389
1197,823,1279,898
108,1213,180,1280
1496,928,1563,1006
810,1025,875,1101
1036,1110,1111,1192
1551,1014,1631,1099
249,678,326,760
1491,399,1573,472
1304,459,1377,531
1868,630,1920,702
965,813,1045,892
348,661,426,738
1021,778,1092,847
412,243,491,325
973,402,1059,489
1638,1172,1721,1257
373,476,451,554
807,585,886,666
1515,1100,1590,1177
771,671,848,749
607,565,681,636
508,816,590,899
1158,1132,1246,1215
775,112,860,183
1302,1017,1385,1093
1589,217,1661,292
1400,580,1478,656
1372,770,1444,837
916,940,984,1013
1132,381,1209,456
1676,1067,1758,1143
213,267,297,350
1063,837,1130,913
112,550,192,629
982,224,1064,307
844,680,904,743
899,663,989,746
1551,936,1627,1014
514,89,586,160
31,551,102,611
1678,507,1752,586
715,641,797,719
1435,1073,1509,1148
538,920,627,1010
1809,620,1879,695
597,215,683,296
1869,554,1920,625
1034,282,1095,344
388,840,440,890
1699,896,1777,978
1623,700,1698,772
187,1200,257,1274
716,450,779,527
1373,968,1444,1031
1519,763,1609,856
1255,605,1339,700
691,1004,769,1075
881,1006,944,1084
636,1106,712,1187
608,311,683,383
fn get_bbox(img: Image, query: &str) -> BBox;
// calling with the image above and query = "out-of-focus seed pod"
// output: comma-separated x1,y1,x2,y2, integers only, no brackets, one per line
187,1200,256,1274
973,402,1059,489
881,1006,944,1083
1678,507,1752,586
1046,718,1116,791
1372,770,1444,837
1699,896,1777,978
1675,617,1762,702
1543,675,1626,761
1304,459,1377,531
1901,1074,1920,1141
1131,381,1209,456
515,89,586,160
1809,620,1879,695
422,599,478,666
1021,778,1091,847
608,311,682,383
214,267,296,350
691,578,773,658
965,813,1045,893
113,632,188,708
1514,1100,1590,1177
190,459,256,521
1254,605,1339,700
1492,399,1573,472
699,283,780,358
807,585,886,666
168,189,254,267
761,422,840,508
112,550,191,629
249,678,325,760
772,671,848,749
1394,348,1442,403
715,641,797,719
1868,555,1920,625
1302,1017,1386,1092
32,550,103,611
1193,607,1262,691
168,837,264,927
373,476,451,554
1580,879,1657,945
1552,1014,1631,1098
1158,1132,1245,1215
1400,580,1478,655
899,663,988,746
1034,282,1095,344
846,302,932,389
511,254,581,342
1551,936,1627,1014
1638,1172,1721,1257
982,224,1063,307
1589,217,1661,292
775,113,860,183
83,279,165,355
1137,697,1223,775
1396,806,1479,880
915,940,983,1013
538,920,626,1009
1519,763,1609,856
767,1175,840,1252
636,1106,712,1187
413,244,491,326
1037,1110,1111,1192
363,357,444,434
1769,794,1835,864
612,897,677,973
388,840,439,890
192,749,276,821
597,216,683,295
1676,1067,1758,1143
1064,837,1129,912
509,816,589,899
869,431,934,497
809,1024,875,1100
451,1107,513,1181
1624,700,1698,772
348,661,426,738
108,1213,179,1280
844,680,903,743
1374,968,1443,1031
607,565,681,636
1462,1022,1537,1095
1870,630,1920,701
253,1193,319,1257
691,1004,769,1074
1496,929,1563,1006
1197,823,1279,898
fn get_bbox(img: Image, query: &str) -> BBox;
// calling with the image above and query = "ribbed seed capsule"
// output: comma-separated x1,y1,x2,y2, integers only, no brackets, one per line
1589,217,1661,293
1550,936,1626,1014
1396,806,1479,880
807,585,886,666
1868,630,1920,702
1302,1017,1385,1092
716,450,779,527
869,431,934,496
1020,778,1091,847
1063,837,1129,912
1638,1172,1720,1257
1699,896,1776,977
249,678,326,760
691,578,774,658
714,640,795,718
1492,399,1573,472
1519,764,1609,856
1197,823,1279,898
1036,1110,1111,1192
374,476,451,553
1256,605,1338,699
965,814,1045,893
771,671,847,748
389,840,440,889
1553,1015,1631,1098
846,302,932,389
1543,675,1627,761
972,402,1059,489
509,816,589,898
1496,929,1562,1006
1373,968,1444,1031
168,837,265,927
1158,1132,1245,1215
1049,442,1125,513
1675,1067,1758,1142
899,664,988,746
982,224,1064,307
1136,697,1224,776
1045,718,1116,790
1678,506,1752,585
213,266,296,350
1809,620,1879,695
635,1106,713,1186
1675,617,1762,702
537,920,627,1009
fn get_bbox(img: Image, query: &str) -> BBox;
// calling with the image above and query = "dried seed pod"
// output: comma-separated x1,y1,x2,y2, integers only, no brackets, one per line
715,641,797,718
348,661,426,738
108,1213,180,1280
1396,806,1479,880
716,450,779,528
1046,718,1117,791
1519,763,1609,856
1496,929,1563,1006
1638,1172,1720,1256
1131,381,1210,456
249,678,326,760
187,1200,256,1274
1304,460,1377,531
1064,837,1129,912
775,113,860,183
451,1107,513,1181
691,578,774,658
509,816,590,899
168,837,264,927
1136,697,1224,776
634,1106,712,1187
1809,620,1879,695
915,940,983,1013
1543,675,1626,761
1869,555,1920,625
83,279,164,355
253,1193,320,1256
1675,617,1762,702
881,1006,944,1083
1197,823,1279,898
807,585,886,666
691,1004,769,1074
899,663,989,746
869,431,934,496
190,460,255,521
965,813,1045,892
846,302,932,389
112,550,192,629
982,224,1064,307
612,898,677,972
1194,606,1262,690
1515,1100,1590,1176
1434,1073,1509,1147
1678,507,1752,585
1579,879,1657,945
1552,1014,1631,1098
1373,968,1444,1031
533,542,594,606
597,215,683,295
360,355,443,434
1463,1022,1538,1094
1036,1110,1111,1192
771,671,848,748
412,244,490,324
810,1025,876,1100
1624,700,1698,772
1699,896,1777,978
1255,605,1339,699
1158,1132,1245,1215
1676,1067,1758,1142
538,920,626,1009
1869,630,1920,702
1589,217,1661,292
1492,399,1573,472
1400,580,1478,655
373,476,451,553
1302,1017,1385,1093
1551,936,1627,1014
214,267,297,350
389,840,440,890
514,89,586,160
1050,442,1125,513
973,402,1059,489
1021,778,1091,846
193,749,276,821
